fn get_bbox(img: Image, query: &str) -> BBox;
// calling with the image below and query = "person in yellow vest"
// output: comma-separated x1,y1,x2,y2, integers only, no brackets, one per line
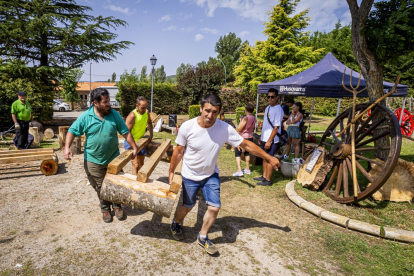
11,91,33,149
124,96,153,175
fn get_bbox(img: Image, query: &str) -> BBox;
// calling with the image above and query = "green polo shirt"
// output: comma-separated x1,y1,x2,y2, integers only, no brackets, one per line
69,107,129,165
11,99,32,121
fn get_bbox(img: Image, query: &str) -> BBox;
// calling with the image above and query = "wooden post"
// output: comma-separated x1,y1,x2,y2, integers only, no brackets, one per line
29,127,40,147
137,139,171,182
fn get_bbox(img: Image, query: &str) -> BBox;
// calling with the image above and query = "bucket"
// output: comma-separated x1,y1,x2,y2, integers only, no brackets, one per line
280,161,301,178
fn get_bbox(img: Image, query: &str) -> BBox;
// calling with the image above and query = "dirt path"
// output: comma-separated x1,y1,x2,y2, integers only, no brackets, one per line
0,150,310,275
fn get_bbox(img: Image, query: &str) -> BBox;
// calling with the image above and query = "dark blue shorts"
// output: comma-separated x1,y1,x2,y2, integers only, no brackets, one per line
260,141,280,157
124,140,147,155
182,173,221,208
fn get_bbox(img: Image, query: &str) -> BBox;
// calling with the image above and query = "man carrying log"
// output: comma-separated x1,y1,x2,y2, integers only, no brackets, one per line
124,96,153,175
11,91,33,149
64,88,138,223
168,94,280,255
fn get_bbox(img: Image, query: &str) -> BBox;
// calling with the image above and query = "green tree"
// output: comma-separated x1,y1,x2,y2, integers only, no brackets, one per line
61,68,84,109
234,0,323,91
175,63,193,82
215,32,244,81
154,65,167,83
140,66,148,82
111,72,116,82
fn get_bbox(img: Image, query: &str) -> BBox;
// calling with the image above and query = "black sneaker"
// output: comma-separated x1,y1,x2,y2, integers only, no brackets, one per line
171,221,184,241
253,176,266,181
257,180,272,186
198,235,218,255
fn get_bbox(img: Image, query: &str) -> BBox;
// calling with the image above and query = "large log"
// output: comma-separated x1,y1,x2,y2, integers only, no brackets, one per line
370,159,414,202
137,139,171,182
107,135,151,175
100,172,179,217
58,126,70,149
40,154,59,176
44,128,55,139
297,147,333,190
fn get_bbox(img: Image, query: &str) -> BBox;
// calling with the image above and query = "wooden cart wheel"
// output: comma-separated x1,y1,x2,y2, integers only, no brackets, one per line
394,108,414,137
40,154,59,176
319,103,402,204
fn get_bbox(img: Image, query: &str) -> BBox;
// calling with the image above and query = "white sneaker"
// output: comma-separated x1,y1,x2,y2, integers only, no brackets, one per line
233,171,244,177
292,158,299,164
283,154,289,160
242,169,251,175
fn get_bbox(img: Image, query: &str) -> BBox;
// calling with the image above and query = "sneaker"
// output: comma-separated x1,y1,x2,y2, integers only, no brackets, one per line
233,171,244,177
257,180,272,186
242,169,251,175
283,154,289,160
198,235,218,255
113,207,125,220
171,221,184,241
253,176,266,181
299,158,305,164
102,211,113,223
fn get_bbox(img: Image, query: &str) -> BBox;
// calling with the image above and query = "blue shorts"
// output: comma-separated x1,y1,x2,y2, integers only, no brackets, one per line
124,140,147,156
260,141,280,157
182,173,221,208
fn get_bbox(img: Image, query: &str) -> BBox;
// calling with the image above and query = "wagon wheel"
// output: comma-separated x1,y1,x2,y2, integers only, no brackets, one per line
394,108,414,137
319,103,402,204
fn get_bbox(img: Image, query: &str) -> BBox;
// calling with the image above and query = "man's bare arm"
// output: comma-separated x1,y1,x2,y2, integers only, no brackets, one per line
168,145,185,183
64,131,76,160
239,139,280,170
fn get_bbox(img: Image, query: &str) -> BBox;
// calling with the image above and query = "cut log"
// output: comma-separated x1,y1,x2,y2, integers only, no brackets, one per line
0,149,53,158
297,147,334,190
29,127,40,147
100,172,180,217
370,159,414,202
44,128,55,139
58,126,70,149
107,135,151,175
0,148,9,151
70,137,82,155
137,139,171,182
169,161,182,193
0,154,53,164
146,141,174,162
40,154,59,176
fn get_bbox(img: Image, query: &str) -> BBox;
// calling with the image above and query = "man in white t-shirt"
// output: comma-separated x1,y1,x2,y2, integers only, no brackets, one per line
253,88,284,186
168,94,280,255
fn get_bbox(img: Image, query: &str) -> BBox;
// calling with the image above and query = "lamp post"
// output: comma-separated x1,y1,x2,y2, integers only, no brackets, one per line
217,58,226,86
150,55,157,113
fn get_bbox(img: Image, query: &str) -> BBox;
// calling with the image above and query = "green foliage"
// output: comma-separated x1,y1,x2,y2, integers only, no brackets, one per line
154,65,167,83
175,63,193,82
140,66,148,82
111,72,116,82
61,68,83,104
215,32,244,81
234,0,323,91
235,106,256,124
188,105,201,119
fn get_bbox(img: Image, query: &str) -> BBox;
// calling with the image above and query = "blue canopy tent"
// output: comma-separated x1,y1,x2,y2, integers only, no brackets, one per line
256,52,409,132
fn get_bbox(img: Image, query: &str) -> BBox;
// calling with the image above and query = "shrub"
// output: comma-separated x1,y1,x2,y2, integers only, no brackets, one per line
188,105,201,119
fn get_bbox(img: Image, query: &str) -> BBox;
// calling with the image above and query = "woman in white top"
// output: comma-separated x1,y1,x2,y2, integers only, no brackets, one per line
284,102,303,164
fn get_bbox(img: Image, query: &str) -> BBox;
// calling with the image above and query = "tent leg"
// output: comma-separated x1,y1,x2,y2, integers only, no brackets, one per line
255,91,259,132
336,98,342,117
399,96,407,125
307,97,315,136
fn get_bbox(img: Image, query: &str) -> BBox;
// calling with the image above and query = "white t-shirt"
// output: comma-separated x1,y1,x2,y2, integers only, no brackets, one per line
176,117,244,181
261,104,284,143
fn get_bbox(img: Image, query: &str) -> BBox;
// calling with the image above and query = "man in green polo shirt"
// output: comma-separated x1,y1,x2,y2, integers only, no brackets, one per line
11,91,33,149
64,88,138,223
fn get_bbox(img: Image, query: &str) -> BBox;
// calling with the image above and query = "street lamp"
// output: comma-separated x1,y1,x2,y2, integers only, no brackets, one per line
150,55,157,113
217,59,226,86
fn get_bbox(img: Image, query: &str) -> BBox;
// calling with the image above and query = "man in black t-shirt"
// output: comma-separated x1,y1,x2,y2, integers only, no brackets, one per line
282,99,294,121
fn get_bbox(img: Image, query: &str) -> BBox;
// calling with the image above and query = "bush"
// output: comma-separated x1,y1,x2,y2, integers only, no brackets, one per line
188,105,201,119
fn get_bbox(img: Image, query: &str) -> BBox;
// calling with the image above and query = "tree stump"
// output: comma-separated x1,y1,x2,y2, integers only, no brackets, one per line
370,159,414,202
29,127,40,147
297,147,333,190
70,137,82,155
44,128,55,139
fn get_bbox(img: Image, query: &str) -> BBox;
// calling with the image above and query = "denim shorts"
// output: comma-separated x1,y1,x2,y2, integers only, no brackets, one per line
260,141,280,157
124,140,147,155
182,173,221,208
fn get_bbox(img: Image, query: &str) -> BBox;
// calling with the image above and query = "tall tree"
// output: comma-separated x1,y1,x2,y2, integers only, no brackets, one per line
175,63,193,82
234,0,323,91
215,32,243,81
61,68,84,109
111,72,116,82
154,65,167,83
140,66,148,82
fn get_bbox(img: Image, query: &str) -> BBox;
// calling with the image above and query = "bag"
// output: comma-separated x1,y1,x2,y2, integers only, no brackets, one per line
266,106,288,147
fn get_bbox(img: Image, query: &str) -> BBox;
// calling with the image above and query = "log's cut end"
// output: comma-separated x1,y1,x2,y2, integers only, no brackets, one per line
40,155,59,176
370,158,414,202
100,172,180,218
297,147,333,190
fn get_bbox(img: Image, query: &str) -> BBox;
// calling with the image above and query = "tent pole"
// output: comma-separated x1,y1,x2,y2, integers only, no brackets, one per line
307,97,315,136
255,91,259,132
399,96,407,125
336,98,342,117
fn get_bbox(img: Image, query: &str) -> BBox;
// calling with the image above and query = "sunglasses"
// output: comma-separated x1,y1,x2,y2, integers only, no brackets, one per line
267,96,276,99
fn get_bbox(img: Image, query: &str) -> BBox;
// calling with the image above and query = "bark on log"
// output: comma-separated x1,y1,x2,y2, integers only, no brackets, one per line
100,172,180,217
44,128,55,139
297,147,333,190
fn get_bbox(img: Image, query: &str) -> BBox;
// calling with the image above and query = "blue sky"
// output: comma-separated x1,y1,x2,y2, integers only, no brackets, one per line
79,0,353,81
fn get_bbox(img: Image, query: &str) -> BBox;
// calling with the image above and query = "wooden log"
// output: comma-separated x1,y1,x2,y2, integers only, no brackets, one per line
44,128,55,139
137,139,171,182
101,172,179,217
0,154,53,164
58,126,70,149
0,148,53,155
297,147,333,190
107,135,151,175
0,150,53,158
29,127,40,147
70,137,82,155
0,148,9,151
40,154,59,176
370,159,414,202
169,161,182,193
146,141,174,162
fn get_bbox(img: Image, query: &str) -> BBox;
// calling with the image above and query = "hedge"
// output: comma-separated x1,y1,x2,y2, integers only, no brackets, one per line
188,105,201,119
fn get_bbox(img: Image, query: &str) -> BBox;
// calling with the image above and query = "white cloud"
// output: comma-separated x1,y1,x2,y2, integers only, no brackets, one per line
200,27,219,35
163,25,177,31
239,30,250,38
180,26,195,32
159,14,171,22
195,34,204,42
177,13,193,20
106,4,132,16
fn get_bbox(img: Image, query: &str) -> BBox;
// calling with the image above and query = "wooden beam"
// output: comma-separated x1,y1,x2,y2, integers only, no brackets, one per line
107,135,151,175
146,141,175,162
0,151,54,158
0,148,53,155
0,154,53,164
137,139,171,182
169,161,182,193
